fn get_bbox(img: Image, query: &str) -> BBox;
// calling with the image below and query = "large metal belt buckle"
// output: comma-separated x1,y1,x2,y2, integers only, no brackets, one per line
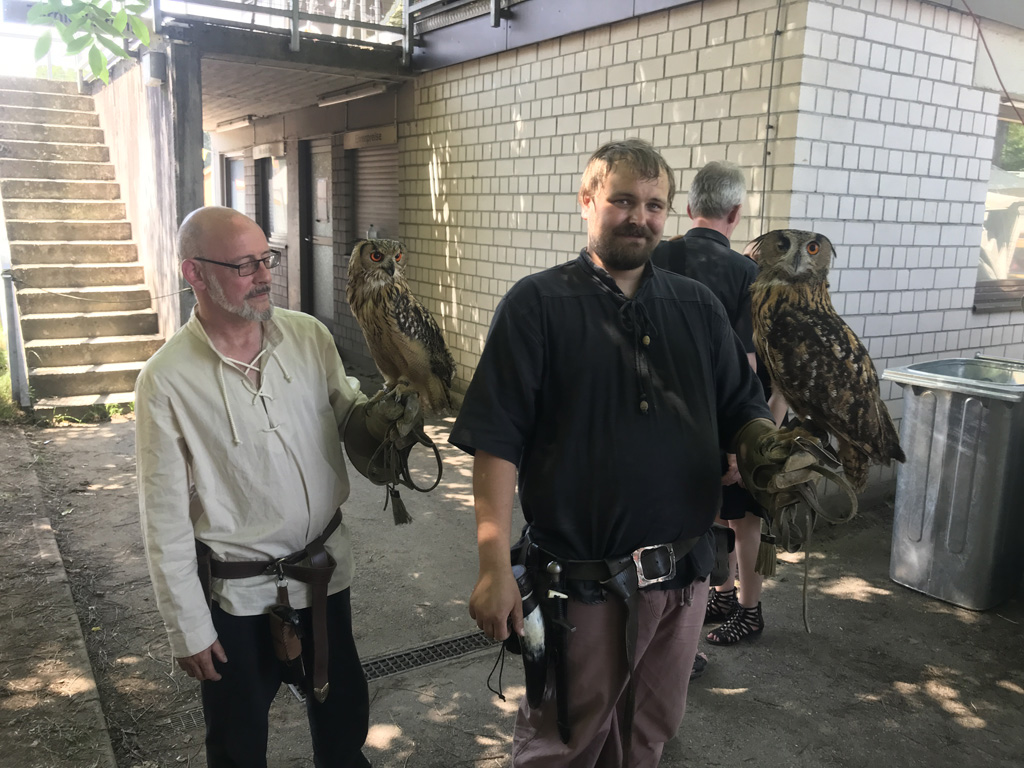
631,543,676,588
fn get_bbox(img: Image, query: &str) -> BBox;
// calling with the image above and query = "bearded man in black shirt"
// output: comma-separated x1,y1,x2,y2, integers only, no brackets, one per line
450,140,817,768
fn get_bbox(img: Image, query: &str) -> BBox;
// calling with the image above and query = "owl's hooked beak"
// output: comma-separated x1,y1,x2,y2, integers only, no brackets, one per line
384,261,395,276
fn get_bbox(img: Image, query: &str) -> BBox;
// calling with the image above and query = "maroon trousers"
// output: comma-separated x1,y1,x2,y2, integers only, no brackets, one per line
512,579,708,767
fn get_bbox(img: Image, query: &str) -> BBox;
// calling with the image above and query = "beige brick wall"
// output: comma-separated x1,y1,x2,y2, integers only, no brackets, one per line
401,0,789,391
400,0,1024,426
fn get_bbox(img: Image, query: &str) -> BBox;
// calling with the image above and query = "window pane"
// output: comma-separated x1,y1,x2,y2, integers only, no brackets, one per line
268,156,288,237
978,121,1024,283
227,158,245,214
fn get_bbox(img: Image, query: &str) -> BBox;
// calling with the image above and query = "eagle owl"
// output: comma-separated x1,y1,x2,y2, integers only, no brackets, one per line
346,239,456,413
749,229,905,491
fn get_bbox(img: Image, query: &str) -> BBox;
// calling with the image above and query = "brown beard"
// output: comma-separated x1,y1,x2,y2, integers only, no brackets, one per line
590,222,657,271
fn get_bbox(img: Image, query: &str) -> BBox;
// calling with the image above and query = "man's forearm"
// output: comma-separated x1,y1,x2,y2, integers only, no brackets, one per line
472,451,518,573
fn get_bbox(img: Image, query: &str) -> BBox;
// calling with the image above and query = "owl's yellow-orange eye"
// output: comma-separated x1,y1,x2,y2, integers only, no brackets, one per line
395,253,403,262
806,242,820,255
370,251,384,262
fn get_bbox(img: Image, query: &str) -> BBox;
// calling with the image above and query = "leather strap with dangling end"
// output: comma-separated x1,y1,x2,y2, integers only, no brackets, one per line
537,531,701,759
208,510,341,702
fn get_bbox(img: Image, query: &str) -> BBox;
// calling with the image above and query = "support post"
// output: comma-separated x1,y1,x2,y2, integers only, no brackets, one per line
169,42,204,324
403,6,413,67
290,0,300,52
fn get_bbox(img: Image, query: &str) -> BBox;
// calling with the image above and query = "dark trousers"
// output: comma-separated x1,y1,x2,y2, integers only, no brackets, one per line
201,589,371,768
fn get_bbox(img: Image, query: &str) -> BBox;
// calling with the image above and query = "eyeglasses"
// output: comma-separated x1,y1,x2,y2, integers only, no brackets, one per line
194,252,280,276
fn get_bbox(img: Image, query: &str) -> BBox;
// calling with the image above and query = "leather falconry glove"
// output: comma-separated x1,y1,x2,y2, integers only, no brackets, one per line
733,419,857,553
344,389,442,524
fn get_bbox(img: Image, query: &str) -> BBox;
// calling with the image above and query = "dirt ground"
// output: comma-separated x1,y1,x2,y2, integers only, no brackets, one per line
2,417,1024,767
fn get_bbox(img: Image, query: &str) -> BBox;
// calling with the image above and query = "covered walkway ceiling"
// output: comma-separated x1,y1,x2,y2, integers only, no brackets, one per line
160,22,413,131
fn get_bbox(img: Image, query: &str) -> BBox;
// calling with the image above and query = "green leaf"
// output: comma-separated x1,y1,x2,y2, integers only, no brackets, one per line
34,32,52,61
84,9,122,38
96,34,127,58
26,4,50,22
87,43,110,83
62,15,87,35
100,0,113,11
113,8,127,32
66,33,93,55
88,42,103,76
128,15,150,46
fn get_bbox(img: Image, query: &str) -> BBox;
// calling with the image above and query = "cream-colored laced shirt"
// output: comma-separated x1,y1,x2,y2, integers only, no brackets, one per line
135,307,366,658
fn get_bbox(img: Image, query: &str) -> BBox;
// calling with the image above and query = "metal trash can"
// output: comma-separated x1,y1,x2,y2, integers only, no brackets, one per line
881,357,1024,610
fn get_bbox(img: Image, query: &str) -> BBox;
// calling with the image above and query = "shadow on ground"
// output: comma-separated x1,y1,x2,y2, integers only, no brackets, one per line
2,419,1023,767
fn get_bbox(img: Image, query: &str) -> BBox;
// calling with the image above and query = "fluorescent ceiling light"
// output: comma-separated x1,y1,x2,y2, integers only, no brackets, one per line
317,83,388,108
215,115,255,133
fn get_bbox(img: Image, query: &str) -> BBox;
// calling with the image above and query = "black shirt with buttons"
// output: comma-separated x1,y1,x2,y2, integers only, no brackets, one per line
449,249,771,590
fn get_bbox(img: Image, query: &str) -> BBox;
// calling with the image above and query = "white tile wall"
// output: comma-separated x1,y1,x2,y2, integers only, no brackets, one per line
398,0,1024,448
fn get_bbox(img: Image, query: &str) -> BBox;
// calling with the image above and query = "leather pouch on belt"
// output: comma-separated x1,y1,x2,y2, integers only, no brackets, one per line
709,524,736,587
269,604,305,664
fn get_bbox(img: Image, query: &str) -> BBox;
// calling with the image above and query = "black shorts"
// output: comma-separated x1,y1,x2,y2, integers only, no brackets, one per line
720,483,762,521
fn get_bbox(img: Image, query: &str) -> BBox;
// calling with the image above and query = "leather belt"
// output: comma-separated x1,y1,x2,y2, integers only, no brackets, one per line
538,531,701,758
206,509,342,702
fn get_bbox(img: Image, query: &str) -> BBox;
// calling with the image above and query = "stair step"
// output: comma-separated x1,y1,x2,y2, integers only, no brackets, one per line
0,90,94,112
9,241,138,264
0,77,80,95
4,200,127,221
0,158,116,180
24,334,163,367
1,179,120,200
0,105,99,127
0,140,109,162
21,310,159,339
0,122,105,144
6,220,132,241
13,262,144,288
32,391,136,421
29,360,145,397
17,284,151,314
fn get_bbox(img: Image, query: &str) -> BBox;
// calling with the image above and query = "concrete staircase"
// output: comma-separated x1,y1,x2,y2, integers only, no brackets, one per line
0,76,161,419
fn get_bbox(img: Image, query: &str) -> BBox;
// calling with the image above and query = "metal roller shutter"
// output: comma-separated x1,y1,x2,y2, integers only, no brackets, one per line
355,143,399,242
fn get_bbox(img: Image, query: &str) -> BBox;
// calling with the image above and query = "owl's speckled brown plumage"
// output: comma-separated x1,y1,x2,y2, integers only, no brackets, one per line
346,239,456,413
750,229,905,491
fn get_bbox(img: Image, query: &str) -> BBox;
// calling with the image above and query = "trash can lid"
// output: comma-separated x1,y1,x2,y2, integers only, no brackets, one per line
882,357,1024,402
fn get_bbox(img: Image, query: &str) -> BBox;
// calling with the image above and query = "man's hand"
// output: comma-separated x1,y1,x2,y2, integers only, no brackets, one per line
346,389,425,487
364,387,422,445
469,563,523,642
176,640,228,681
721,453,741,486
733,419,857,551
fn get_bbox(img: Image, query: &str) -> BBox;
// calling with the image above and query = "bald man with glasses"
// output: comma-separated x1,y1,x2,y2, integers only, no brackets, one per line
136,207,419,767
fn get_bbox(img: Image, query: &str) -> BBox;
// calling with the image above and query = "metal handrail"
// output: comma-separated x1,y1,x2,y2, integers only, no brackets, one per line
156,0,404,53
0,204,30,409
161,0,400,34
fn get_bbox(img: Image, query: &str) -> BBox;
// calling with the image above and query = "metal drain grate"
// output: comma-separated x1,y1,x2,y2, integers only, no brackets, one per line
167,707,205,732
166,630,498,732
361,630,498,682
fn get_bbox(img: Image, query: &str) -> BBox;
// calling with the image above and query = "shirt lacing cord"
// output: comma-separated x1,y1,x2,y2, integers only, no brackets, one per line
218,349,293,445
618,300,657,415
